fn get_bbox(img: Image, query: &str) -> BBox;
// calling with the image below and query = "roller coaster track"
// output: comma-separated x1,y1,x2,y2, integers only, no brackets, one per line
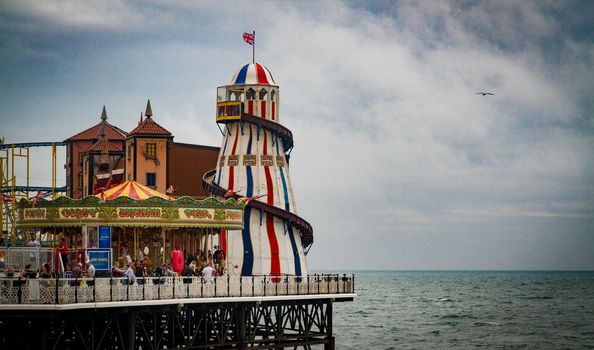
202,112,313,250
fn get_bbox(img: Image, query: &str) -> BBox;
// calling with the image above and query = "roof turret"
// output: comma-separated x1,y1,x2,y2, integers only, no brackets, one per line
128,99,172,137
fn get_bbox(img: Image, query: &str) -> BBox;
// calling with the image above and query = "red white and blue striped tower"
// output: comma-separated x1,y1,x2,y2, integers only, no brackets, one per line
211,62,310,276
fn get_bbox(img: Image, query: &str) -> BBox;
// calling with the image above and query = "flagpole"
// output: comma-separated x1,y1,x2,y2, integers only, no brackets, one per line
252,30,255,63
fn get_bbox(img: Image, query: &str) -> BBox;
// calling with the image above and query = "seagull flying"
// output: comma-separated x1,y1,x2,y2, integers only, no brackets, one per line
476,92,494,96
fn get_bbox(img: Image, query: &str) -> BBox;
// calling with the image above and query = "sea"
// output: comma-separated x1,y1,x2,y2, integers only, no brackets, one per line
325,270,594,349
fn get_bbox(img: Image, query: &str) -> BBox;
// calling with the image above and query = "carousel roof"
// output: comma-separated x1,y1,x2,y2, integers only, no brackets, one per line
229,62,277,86
96,180,172,201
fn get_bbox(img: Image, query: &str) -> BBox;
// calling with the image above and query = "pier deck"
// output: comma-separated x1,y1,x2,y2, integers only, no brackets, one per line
0,275,354,349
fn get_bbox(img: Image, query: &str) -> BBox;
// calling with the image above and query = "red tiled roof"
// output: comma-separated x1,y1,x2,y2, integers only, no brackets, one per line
65,122,128,141
87,138,123,153
128,118,172,137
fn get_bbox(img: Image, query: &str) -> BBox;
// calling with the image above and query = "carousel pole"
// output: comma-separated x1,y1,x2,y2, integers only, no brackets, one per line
161,228,165,264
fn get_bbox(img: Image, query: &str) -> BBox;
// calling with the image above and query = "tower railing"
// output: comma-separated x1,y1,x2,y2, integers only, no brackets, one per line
0,274,354,305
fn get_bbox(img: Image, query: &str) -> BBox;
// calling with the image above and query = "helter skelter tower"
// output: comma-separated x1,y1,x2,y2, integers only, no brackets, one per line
203,62,313,276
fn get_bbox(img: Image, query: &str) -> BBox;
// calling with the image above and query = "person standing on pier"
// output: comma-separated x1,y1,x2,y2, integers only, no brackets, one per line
202,262,216,282
57,237,69,274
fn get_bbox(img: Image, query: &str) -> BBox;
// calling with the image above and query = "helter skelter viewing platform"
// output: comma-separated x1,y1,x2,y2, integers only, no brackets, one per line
0,61,355,349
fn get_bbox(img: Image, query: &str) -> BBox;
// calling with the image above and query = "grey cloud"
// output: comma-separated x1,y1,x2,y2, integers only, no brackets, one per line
1,1,592,269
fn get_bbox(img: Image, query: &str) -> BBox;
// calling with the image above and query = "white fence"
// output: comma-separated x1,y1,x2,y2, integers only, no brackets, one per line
0,274,354,305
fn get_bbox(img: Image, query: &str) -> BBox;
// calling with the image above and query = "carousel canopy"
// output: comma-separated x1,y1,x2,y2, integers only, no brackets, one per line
96,180,171,201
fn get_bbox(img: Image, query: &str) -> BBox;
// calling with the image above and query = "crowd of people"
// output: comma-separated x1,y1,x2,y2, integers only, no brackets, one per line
1,234,228,286
110,246,226,285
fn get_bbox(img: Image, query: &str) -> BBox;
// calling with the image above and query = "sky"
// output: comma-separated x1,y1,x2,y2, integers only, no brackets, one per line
1,0,593,270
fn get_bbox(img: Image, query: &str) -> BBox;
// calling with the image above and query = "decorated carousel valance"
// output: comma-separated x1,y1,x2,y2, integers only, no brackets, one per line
16,194,246,229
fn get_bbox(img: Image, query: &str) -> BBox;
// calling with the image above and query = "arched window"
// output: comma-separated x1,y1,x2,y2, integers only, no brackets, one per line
246,88,256,100
231,90,243,101
259,88,268,100
271,89,276,101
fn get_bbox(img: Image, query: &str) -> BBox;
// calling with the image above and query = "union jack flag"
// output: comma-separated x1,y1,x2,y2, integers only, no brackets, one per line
243,32,255,45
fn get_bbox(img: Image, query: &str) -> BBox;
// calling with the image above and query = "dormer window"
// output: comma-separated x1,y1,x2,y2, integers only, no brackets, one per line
259,89,268,100
246,88,256,100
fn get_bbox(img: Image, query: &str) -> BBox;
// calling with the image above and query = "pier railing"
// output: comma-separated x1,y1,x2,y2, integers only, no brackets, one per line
0,274,354,305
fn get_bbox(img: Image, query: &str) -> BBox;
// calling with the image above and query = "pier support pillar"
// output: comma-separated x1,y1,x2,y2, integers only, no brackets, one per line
324,300,335,350
127,310,136,349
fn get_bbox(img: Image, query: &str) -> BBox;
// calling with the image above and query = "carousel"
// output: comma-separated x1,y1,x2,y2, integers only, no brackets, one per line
15,180,245,275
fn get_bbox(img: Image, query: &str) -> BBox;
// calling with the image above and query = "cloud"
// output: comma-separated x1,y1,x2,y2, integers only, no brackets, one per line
2,0,145,31
1,1,593,269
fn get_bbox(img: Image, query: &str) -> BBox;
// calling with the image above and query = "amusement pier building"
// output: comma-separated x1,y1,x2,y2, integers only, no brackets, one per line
0,61,353,349
64,101,219,199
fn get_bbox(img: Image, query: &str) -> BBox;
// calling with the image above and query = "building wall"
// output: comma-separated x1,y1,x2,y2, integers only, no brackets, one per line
68,140,93,199
133,138,169,193
125,139,134,182
168,142,219,197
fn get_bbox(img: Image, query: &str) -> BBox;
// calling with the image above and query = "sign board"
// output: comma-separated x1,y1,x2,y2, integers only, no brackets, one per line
86,248,112,272
18,207,244,229
98,226,111,248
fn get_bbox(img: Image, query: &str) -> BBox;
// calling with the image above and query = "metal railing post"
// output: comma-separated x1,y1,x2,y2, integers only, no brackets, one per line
227,275,230,296
327,275,330,294
17,277,22,304
240,276,243,297
214,276,217,297
286,276,289,295
142,278,145,300
307,275,310,295
110,277,113,302
201,277,203,298
352,274,355,293
275,276,278,296
251,276,254,296
93,278,96,302
317,275,320,294
126,278,130,301
172,276,176,298
55,276,59,304
263,275,266,296
74,278,78,303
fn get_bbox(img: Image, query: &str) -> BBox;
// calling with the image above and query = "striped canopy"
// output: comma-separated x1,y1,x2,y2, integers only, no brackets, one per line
95,180,172,201
229,62,276,86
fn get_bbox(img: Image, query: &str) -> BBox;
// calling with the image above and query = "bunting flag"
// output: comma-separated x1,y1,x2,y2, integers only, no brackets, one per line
243,32,255,45
1,193,12,202
224,189,237,198
237,193,267,204
30,191,50,207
